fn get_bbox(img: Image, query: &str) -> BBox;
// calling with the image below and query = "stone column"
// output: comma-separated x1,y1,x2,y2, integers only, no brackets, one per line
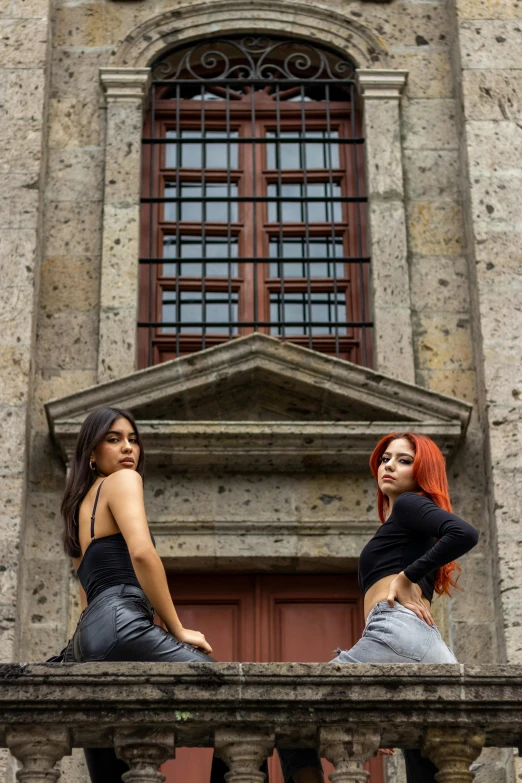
214,728,275,783
98,67,151,383
114,728,175,783
355,69,414,384
422,728,485,782
318,726,381,783
7,727,71,783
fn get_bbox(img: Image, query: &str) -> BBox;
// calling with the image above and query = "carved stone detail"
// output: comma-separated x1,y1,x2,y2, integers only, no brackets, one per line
422,728,486,782
319,726,381,783
100,67,151,105
214,728,275,783
7,726,71,783
355,69,408,100
114,729,175,783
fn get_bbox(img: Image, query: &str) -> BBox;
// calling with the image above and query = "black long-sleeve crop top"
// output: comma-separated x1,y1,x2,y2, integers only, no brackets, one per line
358,492,479,602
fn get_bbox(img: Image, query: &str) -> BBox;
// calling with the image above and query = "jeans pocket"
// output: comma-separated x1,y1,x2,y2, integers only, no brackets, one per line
371,611,434,661
78,604,118,661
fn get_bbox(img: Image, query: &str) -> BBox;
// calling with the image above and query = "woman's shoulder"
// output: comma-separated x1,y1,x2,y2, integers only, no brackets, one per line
103,470,143,494
393,492,431,512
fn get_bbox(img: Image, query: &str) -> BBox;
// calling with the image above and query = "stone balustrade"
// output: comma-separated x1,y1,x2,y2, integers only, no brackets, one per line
1,663,521,783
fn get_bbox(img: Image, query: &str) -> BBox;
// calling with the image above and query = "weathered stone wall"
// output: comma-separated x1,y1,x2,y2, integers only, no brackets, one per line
1,0,519,781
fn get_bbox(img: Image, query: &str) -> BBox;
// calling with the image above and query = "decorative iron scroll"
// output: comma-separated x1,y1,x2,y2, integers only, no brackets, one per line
152,36,356,82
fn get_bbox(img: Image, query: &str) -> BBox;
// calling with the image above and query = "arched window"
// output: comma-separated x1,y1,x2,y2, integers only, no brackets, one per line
139,36,371,367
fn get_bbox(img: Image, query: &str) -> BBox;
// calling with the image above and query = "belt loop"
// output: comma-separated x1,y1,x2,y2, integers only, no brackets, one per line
119,585,126,597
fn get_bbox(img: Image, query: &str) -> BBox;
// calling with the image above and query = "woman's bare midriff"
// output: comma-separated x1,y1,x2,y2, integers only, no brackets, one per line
364,574,431,621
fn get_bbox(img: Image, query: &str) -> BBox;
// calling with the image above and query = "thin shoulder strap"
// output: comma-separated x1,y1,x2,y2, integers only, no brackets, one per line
90,480,105,540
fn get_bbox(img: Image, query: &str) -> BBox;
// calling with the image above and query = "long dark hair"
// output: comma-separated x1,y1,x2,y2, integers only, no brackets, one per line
61,407,145,557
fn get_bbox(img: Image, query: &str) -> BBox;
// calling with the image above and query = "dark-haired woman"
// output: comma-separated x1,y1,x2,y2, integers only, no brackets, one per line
329,432,479,783
62,407,323,783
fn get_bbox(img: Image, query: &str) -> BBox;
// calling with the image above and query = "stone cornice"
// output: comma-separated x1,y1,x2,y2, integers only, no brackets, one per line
0,664,521,749
99,67,151,104
356,69,409,99
53,419,463,472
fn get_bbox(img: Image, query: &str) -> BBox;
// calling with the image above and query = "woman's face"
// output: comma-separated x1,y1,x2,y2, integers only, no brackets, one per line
377,437,418,502
91,417,140,477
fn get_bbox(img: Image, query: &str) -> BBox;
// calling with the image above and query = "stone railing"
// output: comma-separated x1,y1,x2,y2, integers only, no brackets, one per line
1,663,521,783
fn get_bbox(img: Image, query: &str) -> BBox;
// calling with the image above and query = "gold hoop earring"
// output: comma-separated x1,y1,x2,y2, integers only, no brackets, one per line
89,460,97,473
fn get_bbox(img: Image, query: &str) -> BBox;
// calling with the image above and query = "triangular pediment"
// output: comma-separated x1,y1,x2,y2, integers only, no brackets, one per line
46,334,471,471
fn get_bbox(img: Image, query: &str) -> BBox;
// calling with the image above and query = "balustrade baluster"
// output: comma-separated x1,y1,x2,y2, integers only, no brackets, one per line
214,728,275,783
319,726,381,783
115,728,175,783
6,727,71,783
422,728,486,783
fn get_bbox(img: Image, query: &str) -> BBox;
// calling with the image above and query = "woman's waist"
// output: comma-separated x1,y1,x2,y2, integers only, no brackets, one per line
81,583,153,617
363,574,430,621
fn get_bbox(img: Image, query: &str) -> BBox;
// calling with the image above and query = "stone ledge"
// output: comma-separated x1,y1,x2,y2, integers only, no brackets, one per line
52,419,463,472
0,664,521,749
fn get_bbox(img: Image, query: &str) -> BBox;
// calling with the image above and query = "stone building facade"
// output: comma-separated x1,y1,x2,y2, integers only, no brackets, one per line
1,0,521,780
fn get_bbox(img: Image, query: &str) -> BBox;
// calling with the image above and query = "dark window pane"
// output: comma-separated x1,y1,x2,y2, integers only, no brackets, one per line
165,130,238,169
266,130,339,170
162,236,238,277
268,183,342,223
164,182,238,222
269,238,344,277
269,291,347,335
161,290,239,334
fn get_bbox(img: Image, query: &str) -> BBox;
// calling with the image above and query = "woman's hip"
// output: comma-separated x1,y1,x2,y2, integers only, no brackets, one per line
331,601,458,664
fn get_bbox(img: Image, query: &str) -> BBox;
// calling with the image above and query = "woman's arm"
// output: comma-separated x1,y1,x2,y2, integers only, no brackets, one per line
105,470,212,653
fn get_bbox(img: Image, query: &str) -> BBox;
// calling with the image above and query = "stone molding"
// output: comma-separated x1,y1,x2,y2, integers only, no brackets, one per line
52,420,463,472
0,663,520,750
355,69,408,100
100,67,151,104
109,1,390,70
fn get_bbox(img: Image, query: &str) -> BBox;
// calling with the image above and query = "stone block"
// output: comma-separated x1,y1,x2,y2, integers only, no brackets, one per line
19,557,69,632
413,310,474,371
0,473,24,528
452,619,498,663
0,18,48,68
31,369,96,430
48,94,102,149
408,201,464,257
53,3,111,48
10,0,51,18
45,147,104,203
3,69,45,119
104,102,144,202
0,605,16,662
0,405,27,474
45,199,103,257
456,0,522,18
402,99,459,150
24,489,67,559
0,172,39,229
462,69,522,121
18,621,65,662
450,553,495,624
0,346,31,406
27,431,67,488
467,120,522,175
390,49,453,99
0,537,20,605
403,150,460,201
410,255,470,312
369,200,409,300
364,1,450,49
0,284,35,347
459,20,522,69
363,99,403,197
51,44,111,96
0,229,38,288
416,369,477,403
488,417,522,472
97,306,138,381
100,206,140,310
40,255,99,314
60,749,89,783
36,310,98,372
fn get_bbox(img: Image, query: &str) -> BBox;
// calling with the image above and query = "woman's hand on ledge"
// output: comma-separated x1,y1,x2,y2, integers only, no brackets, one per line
175,627,213,654
387,572,434,626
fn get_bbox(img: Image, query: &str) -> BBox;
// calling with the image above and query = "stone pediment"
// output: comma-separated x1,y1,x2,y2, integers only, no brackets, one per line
46,334,471,472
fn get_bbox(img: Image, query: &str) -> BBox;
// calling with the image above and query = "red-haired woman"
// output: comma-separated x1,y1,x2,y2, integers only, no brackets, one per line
331,432,478,782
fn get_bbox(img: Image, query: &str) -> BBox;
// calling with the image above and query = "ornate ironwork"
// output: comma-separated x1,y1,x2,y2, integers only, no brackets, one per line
152,36,355,82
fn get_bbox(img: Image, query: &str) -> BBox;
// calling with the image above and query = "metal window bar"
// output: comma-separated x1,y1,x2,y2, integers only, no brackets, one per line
141,38,372,367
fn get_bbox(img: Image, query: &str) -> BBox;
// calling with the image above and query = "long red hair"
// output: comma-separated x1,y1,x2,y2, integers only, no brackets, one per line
369,432,461,597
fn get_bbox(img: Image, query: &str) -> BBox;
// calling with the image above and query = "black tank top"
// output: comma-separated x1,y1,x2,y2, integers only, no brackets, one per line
358,492,478,602
76,481,155,603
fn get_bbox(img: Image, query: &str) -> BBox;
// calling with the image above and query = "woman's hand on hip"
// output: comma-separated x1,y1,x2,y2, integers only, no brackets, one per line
387,572,434,625
175,627,213,654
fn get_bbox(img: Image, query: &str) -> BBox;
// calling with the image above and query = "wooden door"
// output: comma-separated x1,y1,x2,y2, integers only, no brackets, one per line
162,574,383,783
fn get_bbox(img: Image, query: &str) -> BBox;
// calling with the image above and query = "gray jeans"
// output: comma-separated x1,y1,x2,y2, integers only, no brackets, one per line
331,600,457,783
